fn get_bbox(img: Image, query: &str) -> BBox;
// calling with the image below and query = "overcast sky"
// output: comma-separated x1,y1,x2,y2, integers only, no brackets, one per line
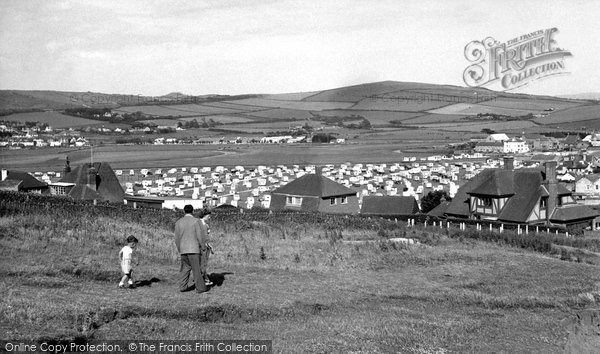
0,0,598,96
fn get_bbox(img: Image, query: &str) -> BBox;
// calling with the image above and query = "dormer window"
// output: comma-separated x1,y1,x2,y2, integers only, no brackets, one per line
482,197,492,207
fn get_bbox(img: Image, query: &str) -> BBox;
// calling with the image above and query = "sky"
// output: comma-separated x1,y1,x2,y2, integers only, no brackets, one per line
0,0,598,96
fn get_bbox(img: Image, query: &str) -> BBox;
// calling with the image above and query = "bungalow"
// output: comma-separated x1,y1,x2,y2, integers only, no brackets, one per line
270,168,359,213
0,169,49,194
58,161,124,203
574,174,600,197
360,196,420,216
444,157,598,233
124,195,165,209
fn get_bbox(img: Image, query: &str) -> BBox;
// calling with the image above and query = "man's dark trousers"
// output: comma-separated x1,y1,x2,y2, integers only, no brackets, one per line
179,253,207,293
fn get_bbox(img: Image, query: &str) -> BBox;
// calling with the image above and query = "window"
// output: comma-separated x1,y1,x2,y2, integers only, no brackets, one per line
481,197,492,207
330,198,337,205
540,197,547,209
285,196,302,206
340,196,348,204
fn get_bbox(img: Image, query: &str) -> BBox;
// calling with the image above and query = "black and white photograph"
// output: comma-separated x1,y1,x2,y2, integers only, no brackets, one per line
1,0,599,352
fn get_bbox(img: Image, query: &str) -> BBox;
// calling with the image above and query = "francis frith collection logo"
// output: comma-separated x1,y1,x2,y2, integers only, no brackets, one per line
463,28,572,91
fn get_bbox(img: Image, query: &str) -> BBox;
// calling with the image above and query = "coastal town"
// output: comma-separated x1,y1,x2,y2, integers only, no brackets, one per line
4,126,600,237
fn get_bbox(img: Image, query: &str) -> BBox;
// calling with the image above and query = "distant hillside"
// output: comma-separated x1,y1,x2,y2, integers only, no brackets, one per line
1,81,598,133
0,90,260,113
558,92,600,101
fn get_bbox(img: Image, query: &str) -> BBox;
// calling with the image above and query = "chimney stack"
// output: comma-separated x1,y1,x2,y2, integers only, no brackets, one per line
63,157,71,173
503,156,514,171
544,161,558,224
87,164,98,191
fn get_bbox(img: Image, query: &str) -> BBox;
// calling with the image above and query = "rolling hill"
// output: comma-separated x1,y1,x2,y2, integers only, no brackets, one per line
1,81,599,132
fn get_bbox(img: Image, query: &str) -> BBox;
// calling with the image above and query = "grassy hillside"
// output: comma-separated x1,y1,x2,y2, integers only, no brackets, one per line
3,82,598,131
2,192,600,352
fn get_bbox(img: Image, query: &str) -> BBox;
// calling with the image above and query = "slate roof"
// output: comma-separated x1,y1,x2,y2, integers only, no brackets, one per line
59,162,124,203
5,171,47,190
67,184,101,201
445,168,577,223
361,196,420,215
427,201,450,217
579,174,600,183
469,170,515,196
272,173,356,198
0,179,22,190
550,204,598,222
563,134,581,144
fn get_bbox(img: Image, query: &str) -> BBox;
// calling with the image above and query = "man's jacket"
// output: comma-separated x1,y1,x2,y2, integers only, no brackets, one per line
174,214,208,254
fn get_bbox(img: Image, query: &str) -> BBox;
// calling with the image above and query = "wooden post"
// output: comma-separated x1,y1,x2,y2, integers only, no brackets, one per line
517,225,521,235
525,225,529,234
489,224,492,232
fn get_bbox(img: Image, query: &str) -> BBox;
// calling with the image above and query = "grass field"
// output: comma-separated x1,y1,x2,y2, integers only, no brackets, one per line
417,120,539,132
224,98,355,111
428,103,536,116
244,108,315,120
534,104,600,125
2,197,600,352
1,111,101,128
402,114,465,124
113,104,245,117
350,98,448,112
0,141,440,172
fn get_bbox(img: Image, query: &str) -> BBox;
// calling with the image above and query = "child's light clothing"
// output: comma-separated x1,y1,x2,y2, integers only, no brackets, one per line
120,245,133,274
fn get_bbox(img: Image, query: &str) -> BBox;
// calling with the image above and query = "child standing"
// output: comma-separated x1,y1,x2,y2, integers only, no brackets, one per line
118,235,138,288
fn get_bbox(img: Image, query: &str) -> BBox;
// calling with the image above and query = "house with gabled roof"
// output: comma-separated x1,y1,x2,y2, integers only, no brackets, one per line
270,168,359,213
574,174,600,197
57,161,124,203
0,169,49,194
444,157,598,232
361,196,420,216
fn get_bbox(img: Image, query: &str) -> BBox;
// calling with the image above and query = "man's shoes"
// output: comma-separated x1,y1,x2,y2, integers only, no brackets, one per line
204,278,213,286
118,283,124,289
180,285,196,292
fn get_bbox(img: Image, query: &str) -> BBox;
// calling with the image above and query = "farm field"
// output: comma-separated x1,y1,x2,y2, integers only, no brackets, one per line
417,120,539,132
263,91,321,101
0,141,442,172
1,196,599,352
138,118,180,126
1,111,101,128
315,109,422,123
478,97,580,111
350,97,448,112
303,81,447,102
223,98,355,111
534,104,600,125
178,115,255,124
113,104,245,117
428,103,536,116
402,113,466,125
244,108,315,120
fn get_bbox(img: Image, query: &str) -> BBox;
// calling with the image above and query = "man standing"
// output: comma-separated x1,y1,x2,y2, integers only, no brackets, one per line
174,205,209,293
